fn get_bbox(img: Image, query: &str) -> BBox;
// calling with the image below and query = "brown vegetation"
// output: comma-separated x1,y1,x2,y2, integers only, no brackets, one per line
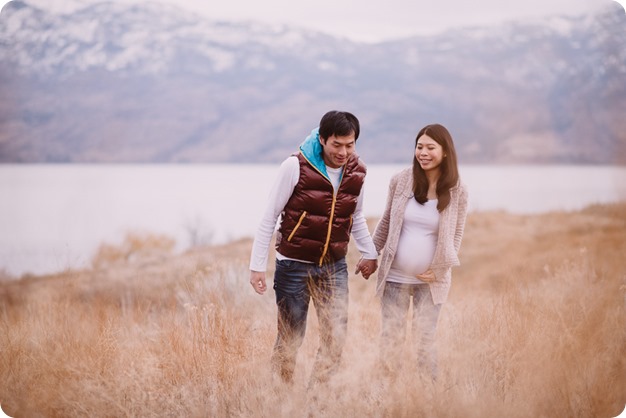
1,203,625,417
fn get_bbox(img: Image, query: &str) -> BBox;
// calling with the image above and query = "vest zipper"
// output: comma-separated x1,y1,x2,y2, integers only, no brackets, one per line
318,168,347,265
287,211,307,241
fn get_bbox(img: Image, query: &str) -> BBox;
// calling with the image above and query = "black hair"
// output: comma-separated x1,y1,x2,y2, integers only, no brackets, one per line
318,110,360,142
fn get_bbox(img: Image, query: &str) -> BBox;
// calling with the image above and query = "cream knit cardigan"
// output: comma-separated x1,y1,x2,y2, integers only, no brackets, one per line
372,167,469,305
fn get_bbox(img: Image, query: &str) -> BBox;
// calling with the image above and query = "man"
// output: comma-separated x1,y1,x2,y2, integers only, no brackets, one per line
249,110,378,386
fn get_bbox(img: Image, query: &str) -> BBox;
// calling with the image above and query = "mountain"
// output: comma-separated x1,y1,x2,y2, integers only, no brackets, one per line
1,1,625,164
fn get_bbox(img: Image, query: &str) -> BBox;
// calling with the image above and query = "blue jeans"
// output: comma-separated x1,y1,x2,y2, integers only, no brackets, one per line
380,281,442,381
271,257,349,385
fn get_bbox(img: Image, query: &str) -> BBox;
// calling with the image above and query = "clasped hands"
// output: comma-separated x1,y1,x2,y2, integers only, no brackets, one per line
355,257,378,280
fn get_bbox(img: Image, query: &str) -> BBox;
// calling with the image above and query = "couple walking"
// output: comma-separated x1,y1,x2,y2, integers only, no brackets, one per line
249,110,469,387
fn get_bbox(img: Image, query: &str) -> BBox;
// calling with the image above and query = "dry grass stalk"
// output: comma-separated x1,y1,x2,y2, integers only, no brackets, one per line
1,203,625,417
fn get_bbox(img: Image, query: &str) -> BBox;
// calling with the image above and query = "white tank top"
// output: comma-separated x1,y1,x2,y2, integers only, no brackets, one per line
387,198,439,284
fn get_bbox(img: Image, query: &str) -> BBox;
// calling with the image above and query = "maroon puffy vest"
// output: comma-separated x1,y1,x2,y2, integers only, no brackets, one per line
275,152,366,265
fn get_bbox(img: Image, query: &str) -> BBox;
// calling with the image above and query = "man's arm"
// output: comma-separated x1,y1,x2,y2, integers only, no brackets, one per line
351,184,378,279
249,156,299,294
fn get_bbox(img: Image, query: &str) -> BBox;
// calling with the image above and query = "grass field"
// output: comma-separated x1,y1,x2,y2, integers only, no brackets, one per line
1,203,625,417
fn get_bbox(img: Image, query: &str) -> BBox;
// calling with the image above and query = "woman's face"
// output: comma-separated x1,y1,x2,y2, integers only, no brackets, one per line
415,134,445,172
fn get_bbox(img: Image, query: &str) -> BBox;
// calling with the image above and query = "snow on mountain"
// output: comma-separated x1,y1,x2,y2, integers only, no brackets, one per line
0,0,624,164
1,0,349,76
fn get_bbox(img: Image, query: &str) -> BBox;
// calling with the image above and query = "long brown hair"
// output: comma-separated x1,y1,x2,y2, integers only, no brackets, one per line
412,124,459,212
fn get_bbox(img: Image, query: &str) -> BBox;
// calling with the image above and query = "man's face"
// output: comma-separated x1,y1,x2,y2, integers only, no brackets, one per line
319,134,356,168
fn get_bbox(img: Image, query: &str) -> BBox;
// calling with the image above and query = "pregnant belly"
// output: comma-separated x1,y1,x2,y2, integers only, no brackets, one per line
390,234,436,276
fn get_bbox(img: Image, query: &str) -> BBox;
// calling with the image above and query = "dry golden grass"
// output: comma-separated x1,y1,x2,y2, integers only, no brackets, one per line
1,203,625,417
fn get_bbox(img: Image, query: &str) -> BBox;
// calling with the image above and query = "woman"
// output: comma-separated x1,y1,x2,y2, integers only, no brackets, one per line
371,123,468,381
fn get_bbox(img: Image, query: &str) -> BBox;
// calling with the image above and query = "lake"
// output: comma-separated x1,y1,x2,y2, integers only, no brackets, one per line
1,164,625,277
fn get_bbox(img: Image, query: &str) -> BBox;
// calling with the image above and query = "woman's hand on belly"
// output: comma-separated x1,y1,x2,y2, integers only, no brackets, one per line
416,269,436,283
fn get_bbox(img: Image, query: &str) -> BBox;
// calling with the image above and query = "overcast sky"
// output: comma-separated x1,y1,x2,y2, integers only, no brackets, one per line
8,0,622,42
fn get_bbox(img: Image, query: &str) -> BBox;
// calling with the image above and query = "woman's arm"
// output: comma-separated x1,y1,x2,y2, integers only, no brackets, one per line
453,184,469,254
372,175,397,253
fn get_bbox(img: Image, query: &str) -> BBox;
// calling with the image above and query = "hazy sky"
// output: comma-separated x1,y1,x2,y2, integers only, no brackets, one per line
6,0,623,42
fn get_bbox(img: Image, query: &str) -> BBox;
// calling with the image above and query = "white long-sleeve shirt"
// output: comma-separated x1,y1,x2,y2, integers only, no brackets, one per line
249,155,378,272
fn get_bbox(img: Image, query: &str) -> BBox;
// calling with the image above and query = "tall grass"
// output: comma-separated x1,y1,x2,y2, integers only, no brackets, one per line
1,204,625,417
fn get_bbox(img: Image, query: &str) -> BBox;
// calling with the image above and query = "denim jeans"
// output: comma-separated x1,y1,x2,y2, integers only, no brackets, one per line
271,257,349,385
380,281,442,381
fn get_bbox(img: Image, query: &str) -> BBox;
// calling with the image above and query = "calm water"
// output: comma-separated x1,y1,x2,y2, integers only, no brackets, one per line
1,164,625,277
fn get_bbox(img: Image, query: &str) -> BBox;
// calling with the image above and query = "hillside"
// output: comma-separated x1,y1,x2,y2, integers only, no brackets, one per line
0,202,625,416
0,1,625,164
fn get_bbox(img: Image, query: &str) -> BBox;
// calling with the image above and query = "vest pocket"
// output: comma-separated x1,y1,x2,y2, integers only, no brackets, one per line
287,211,307,241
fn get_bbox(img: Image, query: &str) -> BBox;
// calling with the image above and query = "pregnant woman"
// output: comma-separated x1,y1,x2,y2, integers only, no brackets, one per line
371,123,469,382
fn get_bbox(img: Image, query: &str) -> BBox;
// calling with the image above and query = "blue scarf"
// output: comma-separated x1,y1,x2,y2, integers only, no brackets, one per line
298,127,329,179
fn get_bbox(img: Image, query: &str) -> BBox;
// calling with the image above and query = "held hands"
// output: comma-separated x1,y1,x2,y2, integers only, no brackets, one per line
249,270,267,295
355,257,378,280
